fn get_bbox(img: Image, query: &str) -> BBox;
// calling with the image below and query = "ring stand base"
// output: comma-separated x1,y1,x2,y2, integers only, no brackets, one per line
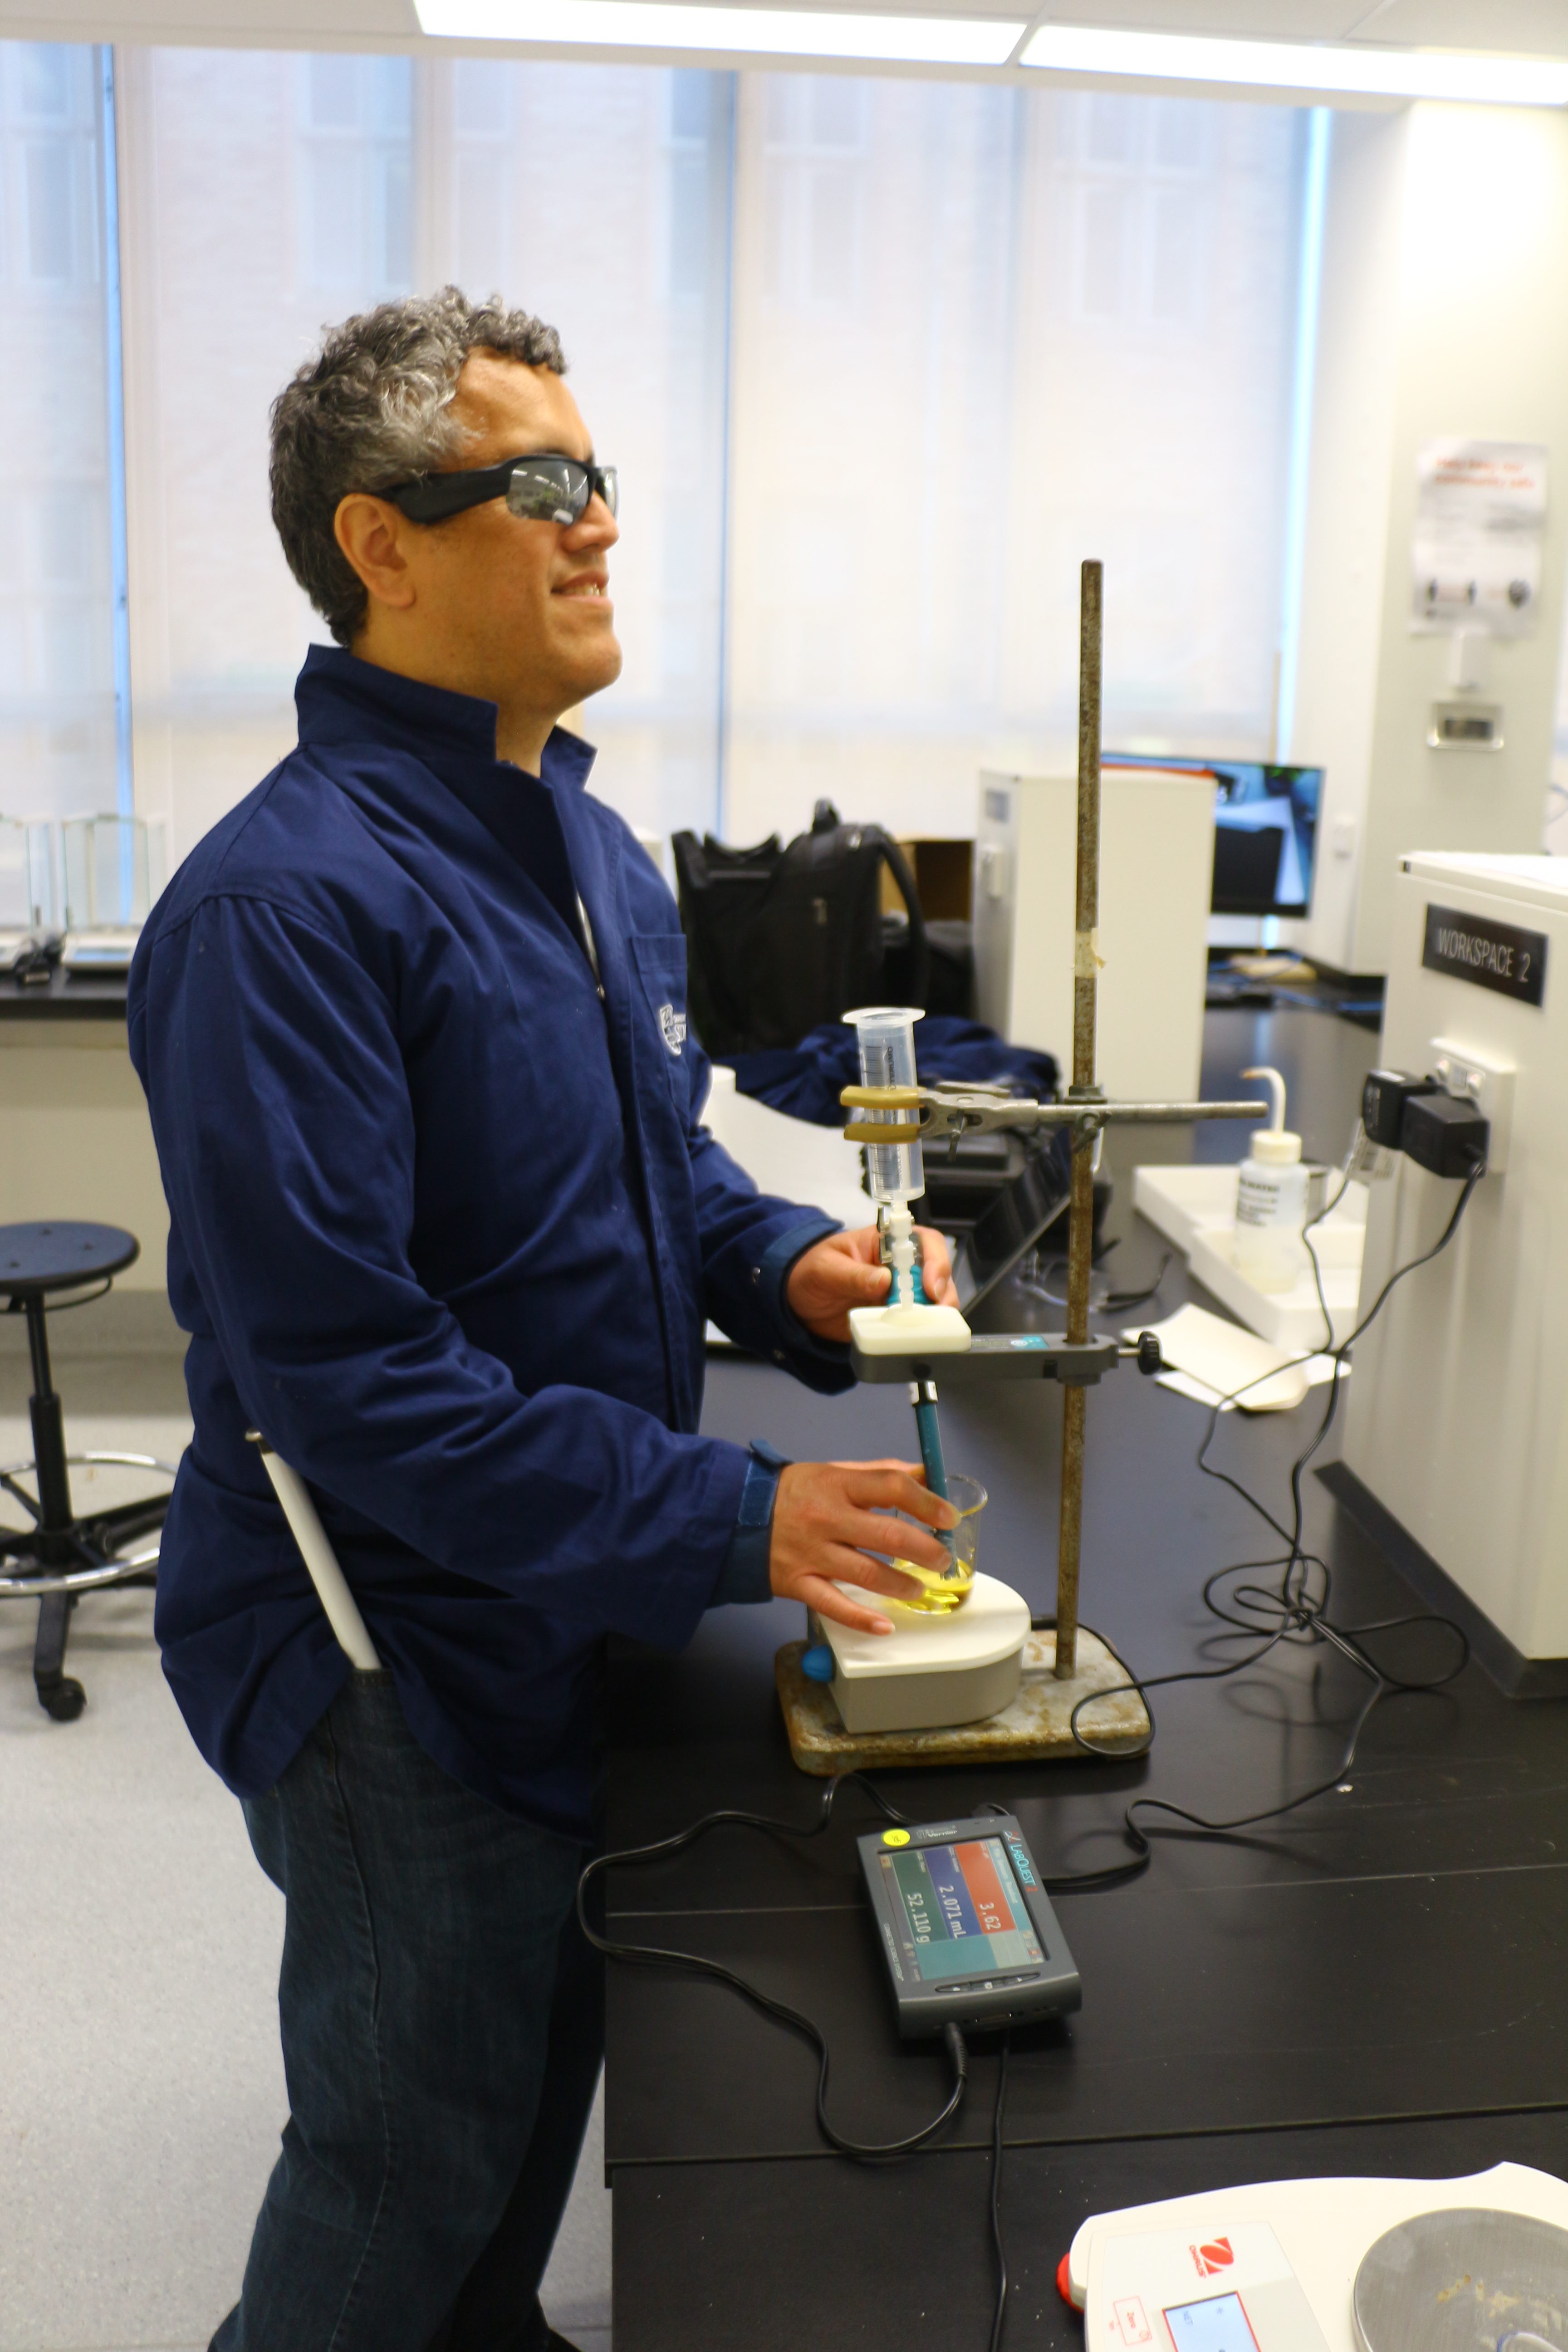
776,1623,1151,1775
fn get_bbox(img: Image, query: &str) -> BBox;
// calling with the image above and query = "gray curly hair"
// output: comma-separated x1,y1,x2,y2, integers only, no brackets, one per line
270,287,567,646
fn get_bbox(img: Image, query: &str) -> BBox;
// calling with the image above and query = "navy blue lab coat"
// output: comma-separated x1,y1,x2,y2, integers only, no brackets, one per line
128,647,853,1838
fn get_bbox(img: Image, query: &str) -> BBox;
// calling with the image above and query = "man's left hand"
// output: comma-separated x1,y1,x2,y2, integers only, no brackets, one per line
785,1225,957,1344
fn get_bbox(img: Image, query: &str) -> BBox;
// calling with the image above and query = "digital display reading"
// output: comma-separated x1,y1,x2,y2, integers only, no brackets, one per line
1163,2295,1259,2352
880,1837,1044,1981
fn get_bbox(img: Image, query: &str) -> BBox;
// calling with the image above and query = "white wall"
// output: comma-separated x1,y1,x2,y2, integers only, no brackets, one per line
0,1026,168,1289
1292,103,1568,977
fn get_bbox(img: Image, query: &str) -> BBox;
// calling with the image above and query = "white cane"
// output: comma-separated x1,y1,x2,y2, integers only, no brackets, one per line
246,1431,381,1671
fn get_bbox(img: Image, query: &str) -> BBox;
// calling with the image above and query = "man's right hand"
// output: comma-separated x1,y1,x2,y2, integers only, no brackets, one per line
769,1460,959,1635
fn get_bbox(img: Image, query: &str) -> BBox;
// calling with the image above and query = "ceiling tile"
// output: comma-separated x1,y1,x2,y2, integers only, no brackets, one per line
1348,0,1568,56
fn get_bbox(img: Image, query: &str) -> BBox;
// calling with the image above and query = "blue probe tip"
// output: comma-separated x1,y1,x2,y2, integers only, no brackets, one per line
801,1644,835,1683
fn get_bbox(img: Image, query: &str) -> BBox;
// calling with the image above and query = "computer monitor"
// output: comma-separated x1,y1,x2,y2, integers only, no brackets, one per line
1103,755,1324,918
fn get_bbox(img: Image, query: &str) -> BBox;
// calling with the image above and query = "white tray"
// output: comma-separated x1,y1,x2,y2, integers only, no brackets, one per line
1133,1162,1367,1351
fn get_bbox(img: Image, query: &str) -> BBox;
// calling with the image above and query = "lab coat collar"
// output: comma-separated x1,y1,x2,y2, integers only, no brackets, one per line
294,643,598,794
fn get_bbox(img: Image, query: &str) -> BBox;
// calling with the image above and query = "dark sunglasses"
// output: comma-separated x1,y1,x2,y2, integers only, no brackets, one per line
386,452,619,528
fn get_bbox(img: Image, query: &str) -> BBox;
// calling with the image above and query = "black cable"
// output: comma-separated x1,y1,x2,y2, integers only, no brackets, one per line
988,2035,1010,2352
1039,1160,1483,1894
577,1774,973,2161
1023,1250,1173,1317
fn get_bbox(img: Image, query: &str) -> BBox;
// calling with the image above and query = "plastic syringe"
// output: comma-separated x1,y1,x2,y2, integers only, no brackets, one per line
848,1007,926,1308
847,1008,960,1574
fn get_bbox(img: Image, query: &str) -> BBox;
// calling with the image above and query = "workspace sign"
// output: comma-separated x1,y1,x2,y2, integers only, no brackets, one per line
1422,904,1546,1007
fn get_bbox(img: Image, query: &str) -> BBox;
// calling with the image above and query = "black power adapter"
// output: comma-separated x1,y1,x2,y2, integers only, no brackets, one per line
1362,1068,1488,1176
1401,1091,1489,1177
1361,1068,1437,1149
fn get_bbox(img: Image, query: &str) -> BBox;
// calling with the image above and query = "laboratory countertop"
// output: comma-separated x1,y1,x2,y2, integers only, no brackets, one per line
604,1068,1568,2348
0,969,129,1018
612,2111,1568,2352
607,1327,1568,2170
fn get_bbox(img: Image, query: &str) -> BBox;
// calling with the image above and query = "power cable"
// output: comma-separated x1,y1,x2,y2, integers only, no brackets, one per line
988,2035,1011,2352
577,1775,972,2162
1047,1158,1482,1892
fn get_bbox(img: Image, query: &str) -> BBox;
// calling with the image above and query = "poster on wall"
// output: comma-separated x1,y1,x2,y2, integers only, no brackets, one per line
1411,440,1547,636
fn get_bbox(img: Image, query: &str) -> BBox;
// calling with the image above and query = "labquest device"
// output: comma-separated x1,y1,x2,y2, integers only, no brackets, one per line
857,1810,1080,2037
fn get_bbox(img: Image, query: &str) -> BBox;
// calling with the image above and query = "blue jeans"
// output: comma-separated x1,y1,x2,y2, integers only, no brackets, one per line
213,1672,602,2352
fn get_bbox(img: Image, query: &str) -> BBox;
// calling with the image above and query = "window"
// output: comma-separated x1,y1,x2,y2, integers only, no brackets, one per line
299,55,413,296
760,75,866,307
1068,91,1214,328
451,60,510,296
122,51,734,855
1,43,1312,877
0,42,116,829
725,79,1298,843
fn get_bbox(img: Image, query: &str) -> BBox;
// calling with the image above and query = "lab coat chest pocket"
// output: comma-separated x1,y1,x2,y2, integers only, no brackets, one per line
630,931,692,1114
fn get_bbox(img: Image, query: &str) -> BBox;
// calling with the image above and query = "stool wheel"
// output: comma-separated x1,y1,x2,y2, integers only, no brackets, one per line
41,1677,85,1722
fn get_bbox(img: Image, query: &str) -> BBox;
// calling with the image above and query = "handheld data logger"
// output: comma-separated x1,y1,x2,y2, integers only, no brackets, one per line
858,1812,1080,2038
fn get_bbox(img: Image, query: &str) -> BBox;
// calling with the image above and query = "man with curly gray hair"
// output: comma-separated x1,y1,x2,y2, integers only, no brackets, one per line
129,287,957,2352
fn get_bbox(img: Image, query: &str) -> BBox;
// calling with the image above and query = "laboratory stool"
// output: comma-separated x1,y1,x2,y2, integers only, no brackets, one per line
0,1223,176,1721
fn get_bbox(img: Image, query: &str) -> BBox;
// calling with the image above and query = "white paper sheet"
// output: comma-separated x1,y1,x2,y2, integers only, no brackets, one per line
1123,1301,1349,1413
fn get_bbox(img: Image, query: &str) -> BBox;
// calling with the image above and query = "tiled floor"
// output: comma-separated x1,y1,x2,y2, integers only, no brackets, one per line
0,1388,611,2352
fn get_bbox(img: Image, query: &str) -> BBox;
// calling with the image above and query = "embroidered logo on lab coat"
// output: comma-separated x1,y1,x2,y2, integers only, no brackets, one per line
658,1003,687,1057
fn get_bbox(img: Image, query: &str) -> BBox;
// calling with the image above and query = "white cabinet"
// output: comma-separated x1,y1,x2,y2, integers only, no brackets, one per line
1343,852,1568,1675
972,769,1217,1099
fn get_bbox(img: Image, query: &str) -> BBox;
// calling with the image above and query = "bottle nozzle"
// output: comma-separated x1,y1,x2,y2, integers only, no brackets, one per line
1242,1065,1287,1134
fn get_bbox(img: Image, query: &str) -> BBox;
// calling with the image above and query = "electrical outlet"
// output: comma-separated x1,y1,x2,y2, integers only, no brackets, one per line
978,842,1008,902
1430,1036,1514,1174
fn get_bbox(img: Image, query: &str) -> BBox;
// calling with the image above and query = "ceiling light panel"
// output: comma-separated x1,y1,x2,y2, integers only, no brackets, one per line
417,0,1024,66
1018,23,1568,105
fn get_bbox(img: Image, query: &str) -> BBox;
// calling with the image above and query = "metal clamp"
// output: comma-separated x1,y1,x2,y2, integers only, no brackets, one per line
848,1333,1121,1387
903,1087,1269,1146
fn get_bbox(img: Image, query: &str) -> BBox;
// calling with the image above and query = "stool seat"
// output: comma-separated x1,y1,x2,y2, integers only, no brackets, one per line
0,1222,140,1298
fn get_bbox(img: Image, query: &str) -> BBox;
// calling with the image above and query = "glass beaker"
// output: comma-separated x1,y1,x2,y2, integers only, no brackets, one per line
62,813,168,930
888,1472,986,1614
0,818,57,931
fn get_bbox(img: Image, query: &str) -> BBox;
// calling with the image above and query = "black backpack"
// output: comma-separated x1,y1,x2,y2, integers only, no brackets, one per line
671,801,929,1058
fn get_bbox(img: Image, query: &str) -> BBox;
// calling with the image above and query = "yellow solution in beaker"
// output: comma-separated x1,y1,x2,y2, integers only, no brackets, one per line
891,1474,986,1614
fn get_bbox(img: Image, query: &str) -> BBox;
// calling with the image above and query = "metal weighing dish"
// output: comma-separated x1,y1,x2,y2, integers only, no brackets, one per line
1353,2207,1568,2352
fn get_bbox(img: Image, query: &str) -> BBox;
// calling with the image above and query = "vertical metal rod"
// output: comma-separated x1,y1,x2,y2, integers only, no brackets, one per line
1055,559,1103,1680
25,1299,74,1563
1070,560,1103,1107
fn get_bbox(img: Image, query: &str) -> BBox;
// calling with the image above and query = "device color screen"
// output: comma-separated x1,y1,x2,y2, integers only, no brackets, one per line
880,1838,1044,1980
1163,2296,1259,2352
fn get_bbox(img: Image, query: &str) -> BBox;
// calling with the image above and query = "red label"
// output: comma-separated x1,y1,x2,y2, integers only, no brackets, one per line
1190,2237,1235,2278
954,1840,1014,1936
1113,2297,1153,2344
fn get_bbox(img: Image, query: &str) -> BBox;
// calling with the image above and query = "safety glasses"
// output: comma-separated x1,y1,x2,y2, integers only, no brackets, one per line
387,453,618,529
